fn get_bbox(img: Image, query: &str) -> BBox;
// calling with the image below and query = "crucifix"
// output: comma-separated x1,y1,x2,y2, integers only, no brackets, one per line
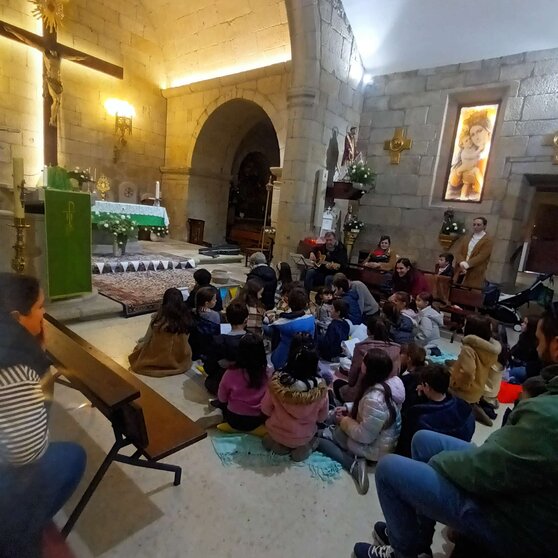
0,9,123,166
384,127,413,165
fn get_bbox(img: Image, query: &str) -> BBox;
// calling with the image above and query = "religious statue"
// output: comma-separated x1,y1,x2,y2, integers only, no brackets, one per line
325,127,339,187
341,126,360,167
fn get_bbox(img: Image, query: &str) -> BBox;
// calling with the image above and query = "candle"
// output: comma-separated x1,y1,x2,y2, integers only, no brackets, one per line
13,158,25,219
42,165,48,187
155,180,160,199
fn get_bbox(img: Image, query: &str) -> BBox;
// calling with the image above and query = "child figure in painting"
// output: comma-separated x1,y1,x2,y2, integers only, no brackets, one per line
450,127,483,201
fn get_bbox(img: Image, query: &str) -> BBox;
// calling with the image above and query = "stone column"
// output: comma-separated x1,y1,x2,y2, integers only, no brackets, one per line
160,167,190,240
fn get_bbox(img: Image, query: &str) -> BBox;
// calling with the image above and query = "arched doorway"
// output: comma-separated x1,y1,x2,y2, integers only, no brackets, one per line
189,99,280,246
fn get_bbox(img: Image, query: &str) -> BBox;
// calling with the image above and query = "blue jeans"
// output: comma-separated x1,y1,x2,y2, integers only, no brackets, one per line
375,431,506,558
507,366,526,383
0,442,86,558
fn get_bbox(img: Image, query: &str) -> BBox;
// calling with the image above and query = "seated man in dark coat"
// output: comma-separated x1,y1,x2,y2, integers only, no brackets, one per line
396,364,475,458
246,252,277,311
304,231,348,292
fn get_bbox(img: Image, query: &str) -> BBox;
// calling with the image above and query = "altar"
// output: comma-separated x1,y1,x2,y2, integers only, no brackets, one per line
92,200,169,227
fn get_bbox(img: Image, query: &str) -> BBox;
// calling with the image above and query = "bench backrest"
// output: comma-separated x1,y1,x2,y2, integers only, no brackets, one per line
448,287,484,309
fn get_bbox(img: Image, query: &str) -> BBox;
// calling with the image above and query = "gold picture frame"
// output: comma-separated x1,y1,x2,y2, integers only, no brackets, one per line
443,103,499,203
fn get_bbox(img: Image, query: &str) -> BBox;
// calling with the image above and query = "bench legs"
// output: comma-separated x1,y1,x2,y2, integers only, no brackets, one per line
61,436,182,537
113,454,182,486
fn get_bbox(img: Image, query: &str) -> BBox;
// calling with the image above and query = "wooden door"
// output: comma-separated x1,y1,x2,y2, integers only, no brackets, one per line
525,203,558,274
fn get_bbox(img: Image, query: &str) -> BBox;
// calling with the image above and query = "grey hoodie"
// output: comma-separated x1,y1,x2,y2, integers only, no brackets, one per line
416,305,444,347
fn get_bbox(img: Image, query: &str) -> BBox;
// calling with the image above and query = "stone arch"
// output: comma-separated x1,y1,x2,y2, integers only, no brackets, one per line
188,90,286,168
187,99,280,244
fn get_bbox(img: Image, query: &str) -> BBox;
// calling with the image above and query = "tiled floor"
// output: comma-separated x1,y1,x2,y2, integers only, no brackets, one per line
49,309,509,558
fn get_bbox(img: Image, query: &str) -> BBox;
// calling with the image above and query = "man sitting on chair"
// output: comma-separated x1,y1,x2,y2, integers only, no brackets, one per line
304,231,348,292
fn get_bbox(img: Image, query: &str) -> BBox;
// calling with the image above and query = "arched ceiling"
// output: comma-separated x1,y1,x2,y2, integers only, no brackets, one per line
140,0,291,88
343,0,558,75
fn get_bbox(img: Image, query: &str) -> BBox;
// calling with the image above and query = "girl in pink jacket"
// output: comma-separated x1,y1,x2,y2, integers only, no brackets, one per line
261,344,328,462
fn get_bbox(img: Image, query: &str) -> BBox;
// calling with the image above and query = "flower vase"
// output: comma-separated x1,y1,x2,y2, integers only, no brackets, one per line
112,235,127,257
343,230,359,261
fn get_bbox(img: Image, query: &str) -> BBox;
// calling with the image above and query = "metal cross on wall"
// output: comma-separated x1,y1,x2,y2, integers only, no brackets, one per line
0,19,123,166
384,127,413,165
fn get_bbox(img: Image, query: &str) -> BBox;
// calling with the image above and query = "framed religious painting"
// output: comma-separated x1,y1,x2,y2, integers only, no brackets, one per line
442,103,499,203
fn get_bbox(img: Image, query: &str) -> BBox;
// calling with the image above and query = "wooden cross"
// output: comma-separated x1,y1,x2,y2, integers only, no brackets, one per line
0,19,123,166
384,127,413,165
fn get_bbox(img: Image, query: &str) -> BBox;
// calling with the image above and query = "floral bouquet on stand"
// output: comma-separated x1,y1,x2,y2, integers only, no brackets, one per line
346,161,376,193
439,209,465,249
95,212,138,256
343,216,365,259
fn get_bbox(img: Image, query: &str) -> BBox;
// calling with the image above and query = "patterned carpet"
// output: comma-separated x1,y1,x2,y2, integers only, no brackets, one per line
93,269,196,317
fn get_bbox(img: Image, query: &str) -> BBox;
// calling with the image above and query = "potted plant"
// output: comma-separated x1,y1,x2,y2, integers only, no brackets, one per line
95,212,138,256
439,209,466,250
346,161,376,193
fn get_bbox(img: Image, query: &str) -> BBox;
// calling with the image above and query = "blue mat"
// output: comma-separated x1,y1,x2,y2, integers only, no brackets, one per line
211,434,342,483
428,350,458,365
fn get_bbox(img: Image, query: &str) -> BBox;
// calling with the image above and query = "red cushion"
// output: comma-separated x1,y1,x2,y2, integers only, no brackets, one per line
498,381,523,404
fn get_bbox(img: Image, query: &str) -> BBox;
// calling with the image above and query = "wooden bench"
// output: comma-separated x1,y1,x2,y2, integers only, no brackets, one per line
439,286,485,342
44,315,207,537
346,264,390,301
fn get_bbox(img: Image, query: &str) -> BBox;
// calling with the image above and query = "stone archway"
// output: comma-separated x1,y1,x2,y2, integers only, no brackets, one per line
188,99,280,245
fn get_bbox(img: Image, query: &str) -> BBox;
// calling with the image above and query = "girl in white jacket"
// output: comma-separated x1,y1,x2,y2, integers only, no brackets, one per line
317,348,405,494
415,291,444,349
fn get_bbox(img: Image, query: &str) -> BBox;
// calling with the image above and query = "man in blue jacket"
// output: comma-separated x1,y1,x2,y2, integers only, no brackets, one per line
354,304,558,558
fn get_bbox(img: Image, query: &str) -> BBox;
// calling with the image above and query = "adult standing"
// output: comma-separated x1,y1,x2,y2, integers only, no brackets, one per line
353,304,558,558
453,216,493,289
247,252,277,311
0,273,86,557
304,231,348,292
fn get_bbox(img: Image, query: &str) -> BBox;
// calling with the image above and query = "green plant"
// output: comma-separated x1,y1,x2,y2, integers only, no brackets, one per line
140,225,169,237
343,216,365,232
440,209,466,235
95,212,138,245
347,161,376,186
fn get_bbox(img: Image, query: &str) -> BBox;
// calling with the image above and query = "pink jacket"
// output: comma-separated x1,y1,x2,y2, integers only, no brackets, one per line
261,375,329,448
218,367,270,417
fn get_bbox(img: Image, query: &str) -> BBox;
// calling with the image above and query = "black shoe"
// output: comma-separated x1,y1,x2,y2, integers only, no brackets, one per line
373,522,389,546
479,398,497,420
473,403,493,427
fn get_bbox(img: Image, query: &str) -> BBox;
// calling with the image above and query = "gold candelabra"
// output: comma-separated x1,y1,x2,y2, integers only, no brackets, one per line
11,217,30,274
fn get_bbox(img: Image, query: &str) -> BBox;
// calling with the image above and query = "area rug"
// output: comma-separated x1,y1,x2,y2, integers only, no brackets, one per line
93,269,196,317
211,434,342,483
92,253,195,274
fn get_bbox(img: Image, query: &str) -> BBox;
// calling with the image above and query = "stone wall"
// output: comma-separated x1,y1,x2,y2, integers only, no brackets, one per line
161,63,289,243
357,47,558,285
0,0,166,198
144,0,291,88
274,0,365,261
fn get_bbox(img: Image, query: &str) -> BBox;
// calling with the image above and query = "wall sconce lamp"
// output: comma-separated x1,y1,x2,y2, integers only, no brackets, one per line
104,99,135,163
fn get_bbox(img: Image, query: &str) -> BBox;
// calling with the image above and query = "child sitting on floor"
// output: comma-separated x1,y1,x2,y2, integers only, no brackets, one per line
236,278,266,335
333,275,362,325
318,299,350,362
214,333,270,433
190,286,221,360
382,300,415,345
396,364,474,457
317,348,405,495
203,300,248,395
400,343,427,411
314,286,335,334
415,291,444,350
262,344,328,462
129,287,193,377
265,282,292,324
185,268,223,312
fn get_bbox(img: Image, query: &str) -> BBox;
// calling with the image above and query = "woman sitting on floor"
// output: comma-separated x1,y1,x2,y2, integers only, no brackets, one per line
129,287,193,377
318,348,405,495
0,273,86,557
214,333,270,433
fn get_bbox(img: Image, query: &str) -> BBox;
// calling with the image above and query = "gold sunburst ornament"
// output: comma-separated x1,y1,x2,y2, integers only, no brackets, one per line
95,175,111,201
29,0,66,33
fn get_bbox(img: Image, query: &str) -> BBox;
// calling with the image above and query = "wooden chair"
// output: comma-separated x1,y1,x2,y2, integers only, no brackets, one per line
44,315,207,537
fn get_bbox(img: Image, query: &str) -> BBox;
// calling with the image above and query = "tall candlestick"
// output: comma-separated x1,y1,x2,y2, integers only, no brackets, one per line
155,180,160,199
13,158,25,219
42,165,48,187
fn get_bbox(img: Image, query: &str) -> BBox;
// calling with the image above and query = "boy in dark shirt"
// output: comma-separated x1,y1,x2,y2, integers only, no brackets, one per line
186,268,223,312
